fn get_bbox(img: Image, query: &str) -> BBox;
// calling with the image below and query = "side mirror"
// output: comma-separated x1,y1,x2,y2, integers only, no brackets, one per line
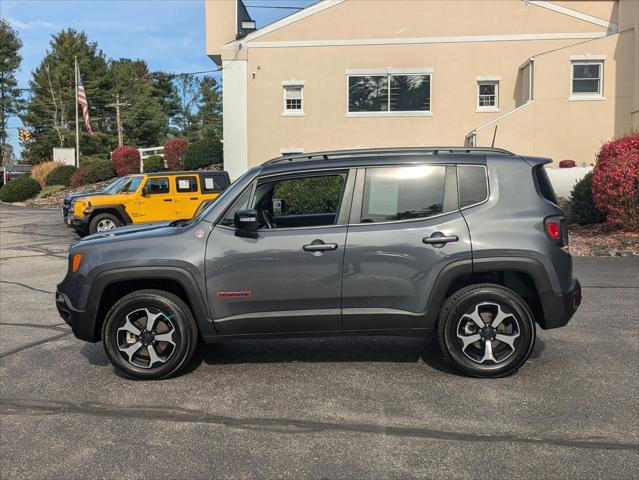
234,209,259,232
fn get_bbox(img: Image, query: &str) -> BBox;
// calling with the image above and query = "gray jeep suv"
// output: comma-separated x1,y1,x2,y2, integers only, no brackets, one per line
56,147,581,379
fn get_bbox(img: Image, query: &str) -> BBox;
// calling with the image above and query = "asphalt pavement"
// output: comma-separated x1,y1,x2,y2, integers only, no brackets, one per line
0,203,637,479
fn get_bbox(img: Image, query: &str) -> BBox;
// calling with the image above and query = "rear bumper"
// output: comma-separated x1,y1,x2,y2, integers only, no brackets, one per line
538,279,581,329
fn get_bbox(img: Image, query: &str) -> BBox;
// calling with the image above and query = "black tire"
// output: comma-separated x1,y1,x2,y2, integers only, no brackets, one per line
437,284,536,378
89,212,122,234
102,289,199,380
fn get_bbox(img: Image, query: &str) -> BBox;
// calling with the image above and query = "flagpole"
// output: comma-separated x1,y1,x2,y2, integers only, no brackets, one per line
74,56,80,168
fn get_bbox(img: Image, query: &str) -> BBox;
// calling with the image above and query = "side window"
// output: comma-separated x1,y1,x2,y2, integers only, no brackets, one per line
253,174,345,229
360,165,446,223
458,165,488,208
176,176,198,193
201,174,229,193
219,187,252,227
144,177,170,195
121,177,143,193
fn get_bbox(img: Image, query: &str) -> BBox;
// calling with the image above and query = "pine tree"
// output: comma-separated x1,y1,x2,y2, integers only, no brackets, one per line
194,76,223,141
0,19,24,162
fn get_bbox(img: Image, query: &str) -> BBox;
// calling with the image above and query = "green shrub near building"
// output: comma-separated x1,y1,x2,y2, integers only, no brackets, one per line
0,175,42,202
570,172,605,225
85,159,117,184
144,155,165,173
46,165,77,186
185,137,223,170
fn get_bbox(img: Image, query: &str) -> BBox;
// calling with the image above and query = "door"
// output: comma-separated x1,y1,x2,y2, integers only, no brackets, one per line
342,164,472,330
173,175,201,219
135,176,174,223
205,170,353,335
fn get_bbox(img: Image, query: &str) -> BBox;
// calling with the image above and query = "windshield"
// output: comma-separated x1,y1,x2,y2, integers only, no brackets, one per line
119,176,143,193
103,177,128,194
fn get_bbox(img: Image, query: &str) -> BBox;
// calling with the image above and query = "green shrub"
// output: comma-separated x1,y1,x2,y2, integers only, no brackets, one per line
0,175,42,202
46,165,77,187
38,185,66,198
274,176,343,215
80,155,108,167
85,159,116,184
185,137,222,170
571,172,605,225
144,155,165,173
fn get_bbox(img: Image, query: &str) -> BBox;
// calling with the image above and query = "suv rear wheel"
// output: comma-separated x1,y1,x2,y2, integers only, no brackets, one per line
102,289,198,380
438,284,536,378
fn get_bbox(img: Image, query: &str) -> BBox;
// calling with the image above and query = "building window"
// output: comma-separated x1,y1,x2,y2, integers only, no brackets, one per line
346,69,432,117
282,81,305,116
571,61,603,98
477,81,499,112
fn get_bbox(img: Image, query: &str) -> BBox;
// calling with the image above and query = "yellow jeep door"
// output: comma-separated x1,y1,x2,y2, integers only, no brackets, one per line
136,176,175,223
173,175,201,219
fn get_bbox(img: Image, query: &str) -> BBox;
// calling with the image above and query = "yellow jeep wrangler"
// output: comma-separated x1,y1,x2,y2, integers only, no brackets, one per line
67,170,230,235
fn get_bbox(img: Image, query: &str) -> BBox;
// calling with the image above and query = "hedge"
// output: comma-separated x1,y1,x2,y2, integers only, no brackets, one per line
111,146,141,176
185,137,223,170
274,176,343,215
0,175,42,202
85,159,116,183
593,134,639,231
46,165,78,187
143,155,165,173
570,172,605,225
164,138,189,170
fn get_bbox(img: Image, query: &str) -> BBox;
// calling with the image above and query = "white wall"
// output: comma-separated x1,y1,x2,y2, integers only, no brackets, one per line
222,59,248,180
546,166,593,198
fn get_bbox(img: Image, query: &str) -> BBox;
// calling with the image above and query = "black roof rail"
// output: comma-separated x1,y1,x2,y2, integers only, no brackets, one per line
263,146,515,165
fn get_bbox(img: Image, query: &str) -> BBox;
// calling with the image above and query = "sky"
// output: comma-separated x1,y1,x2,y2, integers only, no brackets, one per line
1,0,317,155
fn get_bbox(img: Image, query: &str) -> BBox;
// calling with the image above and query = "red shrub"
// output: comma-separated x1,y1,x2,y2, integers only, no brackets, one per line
111,146,141,176
164,138,189,170
592,134,639,231
559,159,576,168
69,166,90,187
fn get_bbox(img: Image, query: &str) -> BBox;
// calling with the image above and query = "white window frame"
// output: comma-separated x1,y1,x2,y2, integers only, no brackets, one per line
476,76,500,112
345,68,433,117
282,80,305,116
569,56,605,100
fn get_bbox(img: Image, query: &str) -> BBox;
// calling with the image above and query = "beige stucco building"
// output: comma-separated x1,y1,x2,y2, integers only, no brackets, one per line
206,0,639,179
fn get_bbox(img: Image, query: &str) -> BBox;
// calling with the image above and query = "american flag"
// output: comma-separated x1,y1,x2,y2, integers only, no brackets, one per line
77,67,93,135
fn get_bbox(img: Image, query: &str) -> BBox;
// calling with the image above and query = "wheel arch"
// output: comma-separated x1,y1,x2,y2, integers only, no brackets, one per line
426,257,553,328
85,267,213,342
88,205,132,226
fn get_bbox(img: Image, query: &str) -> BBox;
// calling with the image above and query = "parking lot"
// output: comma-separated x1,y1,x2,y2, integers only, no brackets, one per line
0,203,637,479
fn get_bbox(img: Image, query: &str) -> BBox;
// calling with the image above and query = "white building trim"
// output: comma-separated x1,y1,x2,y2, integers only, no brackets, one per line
246,31,607,49
570,54,606,61
228,0,346,46
524,1,617,32
222,59,248,180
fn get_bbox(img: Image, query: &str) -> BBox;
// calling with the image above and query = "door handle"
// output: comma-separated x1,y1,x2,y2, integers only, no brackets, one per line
423,232,459,246
303,241,338,252
190,197,199,201
163,199,173,202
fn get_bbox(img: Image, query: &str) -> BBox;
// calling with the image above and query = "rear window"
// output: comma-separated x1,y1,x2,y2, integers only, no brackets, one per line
533,166,558,204
361,165,446,223
458,165,488,208
201,174,229,193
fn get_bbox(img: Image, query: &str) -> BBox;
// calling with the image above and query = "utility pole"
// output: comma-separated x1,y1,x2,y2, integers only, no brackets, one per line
107,93,129,147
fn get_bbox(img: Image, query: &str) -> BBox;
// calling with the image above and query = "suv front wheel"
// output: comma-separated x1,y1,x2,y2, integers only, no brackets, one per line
102,289,199,380
438,284,536,378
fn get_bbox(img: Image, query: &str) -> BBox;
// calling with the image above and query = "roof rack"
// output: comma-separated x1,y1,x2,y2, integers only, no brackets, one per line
264,146,514,165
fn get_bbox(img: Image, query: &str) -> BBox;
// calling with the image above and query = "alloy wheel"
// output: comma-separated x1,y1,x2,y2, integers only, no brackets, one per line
116,307,177,369
456,302,521,364
96,218,117,232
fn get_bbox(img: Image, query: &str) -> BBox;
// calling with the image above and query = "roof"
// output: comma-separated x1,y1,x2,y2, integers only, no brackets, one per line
141,170,228,177
260,146,517,174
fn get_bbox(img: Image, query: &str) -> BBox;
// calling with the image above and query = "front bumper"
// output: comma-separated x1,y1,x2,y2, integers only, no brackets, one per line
66,213,90,232
538,279,582,329
56,273,99,342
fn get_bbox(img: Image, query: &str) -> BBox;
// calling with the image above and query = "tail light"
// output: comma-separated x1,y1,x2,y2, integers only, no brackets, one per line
545,216,567,247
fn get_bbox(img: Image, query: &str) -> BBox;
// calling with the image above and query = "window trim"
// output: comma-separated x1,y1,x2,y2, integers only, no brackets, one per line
569,60,604,100
175,175,199,194
476,80,500,113
142,176,171,195
349,164,453,226
345,68,433,117
282,80,305,116
457,164,490,210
